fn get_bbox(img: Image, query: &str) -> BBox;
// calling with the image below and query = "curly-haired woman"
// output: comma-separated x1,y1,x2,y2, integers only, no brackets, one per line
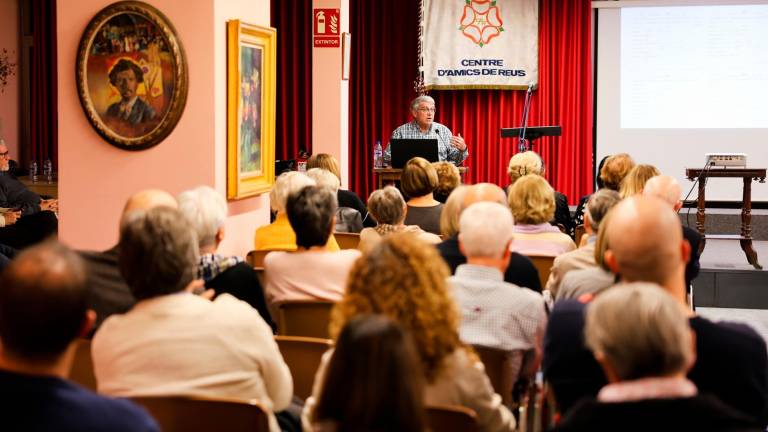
303,233,516,432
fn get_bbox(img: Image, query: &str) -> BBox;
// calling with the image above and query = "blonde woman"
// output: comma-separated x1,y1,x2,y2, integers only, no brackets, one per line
304,234,516,432
432,161,461,203
599,153,635,192
307,153,374,227
508,175,576,256
619,164,660,199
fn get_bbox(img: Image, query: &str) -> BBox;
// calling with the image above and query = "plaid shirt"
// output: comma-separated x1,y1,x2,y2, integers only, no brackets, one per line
197,253,243,282
385,120,468,165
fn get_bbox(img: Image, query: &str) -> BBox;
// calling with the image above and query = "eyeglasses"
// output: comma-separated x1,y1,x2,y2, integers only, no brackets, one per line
416,107,436,113
0,152,8,158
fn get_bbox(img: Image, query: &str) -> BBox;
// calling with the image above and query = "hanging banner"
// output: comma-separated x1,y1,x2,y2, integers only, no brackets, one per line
421,0,538,90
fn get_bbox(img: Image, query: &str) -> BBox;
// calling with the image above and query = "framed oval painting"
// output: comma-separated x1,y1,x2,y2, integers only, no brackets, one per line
76,1,188,151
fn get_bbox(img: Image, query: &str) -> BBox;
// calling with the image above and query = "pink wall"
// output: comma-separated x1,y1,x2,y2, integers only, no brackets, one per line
0,0,19,157
58,0,271,257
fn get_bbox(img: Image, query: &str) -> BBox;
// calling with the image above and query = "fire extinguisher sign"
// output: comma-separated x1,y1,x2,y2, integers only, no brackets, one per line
313,9,340,48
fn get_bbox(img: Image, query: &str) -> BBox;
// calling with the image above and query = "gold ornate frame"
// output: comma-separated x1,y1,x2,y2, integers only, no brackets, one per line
227,20,276,199
76,1,188,151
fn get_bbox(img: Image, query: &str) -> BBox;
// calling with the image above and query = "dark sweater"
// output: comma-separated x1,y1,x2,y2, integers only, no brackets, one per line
205,261,277,333
338,189,375,228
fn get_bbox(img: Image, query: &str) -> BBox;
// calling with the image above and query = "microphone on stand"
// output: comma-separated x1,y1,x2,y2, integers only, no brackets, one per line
518,82,535,153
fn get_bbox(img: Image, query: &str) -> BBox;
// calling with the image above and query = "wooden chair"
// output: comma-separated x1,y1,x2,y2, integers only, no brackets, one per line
246,250,273,269
131,395,269,432
334,232,360,250
69,339,97,391
472,345,523,409
276,300,335,339
527,255,556,290
275,336,333,400
574,224,586,246
426,404,478,432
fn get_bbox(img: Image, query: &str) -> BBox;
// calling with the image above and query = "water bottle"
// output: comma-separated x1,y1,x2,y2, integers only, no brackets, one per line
43,159,53,184
29,160,38,183
373,140,383,168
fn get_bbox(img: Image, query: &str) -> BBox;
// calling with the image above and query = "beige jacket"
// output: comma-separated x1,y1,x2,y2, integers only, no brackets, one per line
545,242,597,298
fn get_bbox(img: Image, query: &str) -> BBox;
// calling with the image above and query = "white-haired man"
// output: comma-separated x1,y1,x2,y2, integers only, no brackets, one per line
449,201,547,382
177,186,276,332
385,95,469,165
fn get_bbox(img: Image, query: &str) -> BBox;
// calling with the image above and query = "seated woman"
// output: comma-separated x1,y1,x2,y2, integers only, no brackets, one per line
311,315,426,432
264,186,361,307
402,157,443,235
506,151,572,236
307,153,374,227
600,153,635,193
303,234,517,432
619,164,660,199
306,168,363,233
358,186,441,253
432,161,461,204
554,283,760,431
508,175,576,256
254,171,340,251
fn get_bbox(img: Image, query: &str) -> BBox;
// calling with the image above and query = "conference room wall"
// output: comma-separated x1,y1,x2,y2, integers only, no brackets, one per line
57,0,271,257
0,0,19,158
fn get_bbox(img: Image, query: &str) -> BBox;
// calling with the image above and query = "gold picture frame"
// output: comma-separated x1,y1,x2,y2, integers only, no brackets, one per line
76,1,188,151
227,20,276,199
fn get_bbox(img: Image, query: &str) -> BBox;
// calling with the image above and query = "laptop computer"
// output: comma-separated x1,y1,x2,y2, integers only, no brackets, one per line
389,138,439,168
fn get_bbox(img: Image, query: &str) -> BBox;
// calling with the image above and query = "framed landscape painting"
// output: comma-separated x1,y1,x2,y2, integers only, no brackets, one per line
227,20,276,199
76,1,188,150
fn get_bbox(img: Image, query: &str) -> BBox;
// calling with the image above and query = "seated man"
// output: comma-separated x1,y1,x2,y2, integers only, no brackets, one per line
0,241,158,431
554,283,760,431
437,183,542,292
449,201,546,384
544,196,768,424
545,189,621,298
93,207,292,432
79,189,178,333
264,185,361,306
177,185,276,332
0,140,58,249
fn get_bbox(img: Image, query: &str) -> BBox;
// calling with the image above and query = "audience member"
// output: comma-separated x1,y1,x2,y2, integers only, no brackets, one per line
437,183,542,292
358,186,440,253
311,315,426,432
544,196,768,424
450,202,547,386
264,185,361,306
555,209,617,301
554,283,761,432
619,164,660,198
508,175,576,256
254,171,340,251
306,168,363,233
0,140,58,249
572,155,611,229
93,207,292,432
0,242,159,431
304,234,517,432
643,175,701,286
307,153,374,228
506,151,573,235
401,157,444,235
80,189,177,333
599,153,635,192
432,161,461,203
545,189,621,298
439,184,469,238
177,185,276,332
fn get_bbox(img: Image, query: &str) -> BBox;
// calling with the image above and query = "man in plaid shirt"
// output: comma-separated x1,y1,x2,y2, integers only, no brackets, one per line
385,95,469,166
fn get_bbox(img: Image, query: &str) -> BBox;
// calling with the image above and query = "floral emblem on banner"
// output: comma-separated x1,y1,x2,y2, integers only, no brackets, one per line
459,0,504,47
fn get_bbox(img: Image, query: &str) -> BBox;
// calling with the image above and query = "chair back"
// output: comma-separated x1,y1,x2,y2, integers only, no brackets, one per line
69,339,97,391
527,255,556,290
246,250,272,269
131,395,269,432
426,404,478,432
334,232,360,250
275,336,333,399
277,300,335,339
575,224,586,245
472,345,524,409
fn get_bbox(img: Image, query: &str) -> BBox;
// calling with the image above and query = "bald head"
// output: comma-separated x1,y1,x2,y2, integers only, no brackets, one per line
462,183,507,211
121,189,177,228
643,175,682,210
604,196,689,292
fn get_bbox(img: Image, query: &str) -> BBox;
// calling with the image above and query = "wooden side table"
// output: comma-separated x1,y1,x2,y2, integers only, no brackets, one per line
685,167,766,269
374,166,468,190
19,175,58,199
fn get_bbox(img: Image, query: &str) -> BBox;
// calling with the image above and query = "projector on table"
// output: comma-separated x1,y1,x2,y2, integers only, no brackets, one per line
705,153,747,168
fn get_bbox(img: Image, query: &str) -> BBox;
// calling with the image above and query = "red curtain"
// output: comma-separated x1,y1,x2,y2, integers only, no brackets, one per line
349,0,593,203
271,0,313,162
30,0,58,168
